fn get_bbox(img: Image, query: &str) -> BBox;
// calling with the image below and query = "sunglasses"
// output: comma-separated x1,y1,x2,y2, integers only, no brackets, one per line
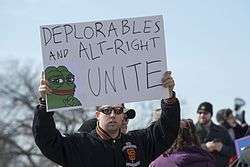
98,106,124,115
197,111,210,115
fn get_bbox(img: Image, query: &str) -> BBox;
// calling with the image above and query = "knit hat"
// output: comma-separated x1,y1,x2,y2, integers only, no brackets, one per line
197,102,213,116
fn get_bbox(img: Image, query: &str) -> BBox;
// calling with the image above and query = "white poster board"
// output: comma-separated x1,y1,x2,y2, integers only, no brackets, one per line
40,15,168,111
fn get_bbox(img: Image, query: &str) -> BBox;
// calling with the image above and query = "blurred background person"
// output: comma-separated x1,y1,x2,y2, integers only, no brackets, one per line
150,119,215,167
195,102,235,167
216,108,248,140
151,108,162,122
234,98,247,126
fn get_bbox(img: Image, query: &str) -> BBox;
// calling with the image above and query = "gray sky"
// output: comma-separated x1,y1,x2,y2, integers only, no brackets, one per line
1,0,249,128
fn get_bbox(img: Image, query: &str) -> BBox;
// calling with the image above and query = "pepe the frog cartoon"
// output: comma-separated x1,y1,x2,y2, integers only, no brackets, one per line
45,66,81,110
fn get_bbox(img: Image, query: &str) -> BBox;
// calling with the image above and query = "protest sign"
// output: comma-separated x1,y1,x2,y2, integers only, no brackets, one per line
235,135,250,158
40,15,168,111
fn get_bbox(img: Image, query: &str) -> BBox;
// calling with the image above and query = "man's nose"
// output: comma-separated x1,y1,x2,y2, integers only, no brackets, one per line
110,110,116,117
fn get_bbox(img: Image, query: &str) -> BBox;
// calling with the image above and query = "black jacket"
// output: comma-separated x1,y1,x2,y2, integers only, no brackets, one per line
78,118,98,133
196,122,236,167
33,99,180,167
221,122,249,140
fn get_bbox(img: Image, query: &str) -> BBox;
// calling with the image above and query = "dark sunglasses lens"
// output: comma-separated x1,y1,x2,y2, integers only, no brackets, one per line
100,108,112,115
100,107,123,115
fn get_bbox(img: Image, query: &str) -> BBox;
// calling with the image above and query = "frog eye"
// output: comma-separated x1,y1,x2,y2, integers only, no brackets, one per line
50,79,57,83
58,78,64,83
49,77,64,84
67,77,75,83
66,74,75,83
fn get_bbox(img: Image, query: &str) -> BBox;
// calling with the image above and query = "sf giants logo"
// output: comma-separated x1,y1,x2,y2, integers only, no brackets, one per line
122,142,140,166
127,148,136,161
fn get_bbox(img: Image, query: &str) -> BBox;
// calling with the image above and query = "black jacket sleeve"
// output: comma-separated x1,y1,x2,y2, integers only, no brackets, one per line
32,104,90,166
219,129,236,157
129,97,180,165
32,104,65,166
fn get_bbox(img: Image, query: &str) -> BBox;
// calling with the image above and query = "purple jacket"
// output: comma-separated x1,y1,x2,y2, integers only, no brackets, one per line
150,146,215,167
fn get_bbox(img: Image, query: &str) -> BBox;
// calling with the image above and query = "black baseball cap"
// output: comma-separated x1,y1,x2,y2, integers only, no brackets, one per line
124,108,136,119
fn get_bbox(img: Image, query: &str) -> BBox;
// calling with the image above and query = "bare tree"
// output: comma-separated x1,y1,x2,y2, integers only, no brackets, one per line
0,60,89,167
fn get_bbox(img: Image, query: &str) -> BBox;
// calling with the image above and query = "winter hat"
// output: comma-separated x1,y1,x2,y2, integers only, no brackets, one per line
197,102,213,116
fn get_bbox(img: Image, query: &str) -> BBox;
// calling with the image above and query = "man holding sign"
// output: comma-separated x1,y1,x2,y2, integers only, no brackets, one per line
34,15,179,167
33,71,180,167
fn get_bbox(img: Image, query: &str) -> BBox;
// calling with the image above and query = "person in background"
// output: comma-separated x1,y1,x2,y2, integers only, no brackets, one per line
216,108,248,140
149,118,215,167
120,108,136,133
78,117,98,133
152,108,162,122
234,98,247,126
195,102,236,167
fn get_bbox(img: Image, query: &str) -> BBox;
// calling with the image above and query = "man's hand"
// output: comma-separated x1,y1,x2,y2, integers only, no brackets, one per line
214,141,223,152
161,71,175,98
205,141,217,152
39,72,52,98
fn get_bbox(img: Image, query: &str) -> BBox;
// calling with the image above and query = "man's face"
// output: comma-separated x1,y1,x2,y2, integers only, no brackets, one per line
121,115,129,134
226,114,237,128
96,104,124,134
197,110,212,125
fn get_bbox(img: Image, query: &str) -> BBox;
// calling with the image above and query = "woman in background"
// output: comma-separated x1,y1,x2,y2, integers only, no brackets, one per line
149,119,215,167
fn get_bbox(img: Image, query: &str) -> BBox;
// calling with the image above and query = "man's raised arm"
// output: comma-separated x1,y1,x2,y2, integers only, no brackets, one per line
129,71,180,165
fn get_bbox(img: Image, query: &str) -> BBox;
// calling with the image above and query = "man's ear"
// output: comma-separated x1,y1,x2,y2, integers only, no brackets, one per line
96,111,100,120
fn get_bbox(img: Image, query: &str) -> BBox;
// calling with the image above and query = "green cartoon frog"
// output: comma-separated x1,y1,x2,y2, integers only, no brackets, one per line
45,66,81,110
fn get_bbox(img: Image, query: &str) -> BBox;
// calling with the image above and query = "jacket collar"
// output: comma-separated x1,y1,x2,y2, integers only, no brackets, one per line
209,122,221,132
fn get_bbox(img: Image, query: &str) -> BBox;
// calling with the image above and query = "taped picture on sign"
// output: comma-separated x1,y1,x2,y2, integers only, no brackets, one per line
45,66,82,110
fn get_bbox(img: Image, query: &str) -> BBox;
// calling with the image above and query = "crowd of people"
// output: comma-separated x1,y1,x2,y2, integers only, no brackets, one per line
33,71,249,167
148,99,250,167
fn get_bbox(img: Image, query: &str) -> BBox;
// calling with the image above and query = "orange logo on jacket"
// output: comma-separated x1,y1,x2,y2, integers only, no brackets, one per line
127,148,136,161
